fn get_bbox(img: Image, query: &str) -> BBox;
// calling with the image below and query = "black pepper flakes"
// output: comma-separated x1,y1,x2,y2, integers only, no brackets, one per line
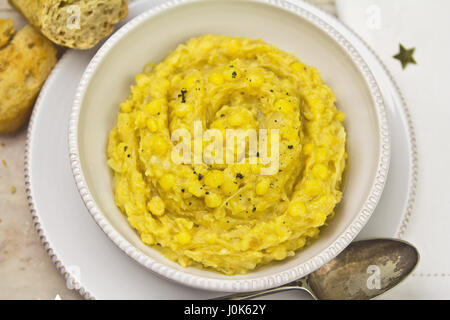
198,173,204,181
124,146,128,152
205,192,210,195
127,154,131,158
231,71,237,79
181,189,185,193
288,145,294,149
236,173,244,179
178,88,187,103
252,206,256,212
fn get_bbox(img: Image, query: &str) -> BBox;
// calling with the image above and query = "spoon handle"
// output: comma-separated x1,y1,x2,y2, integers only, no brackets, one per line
212,284,310,300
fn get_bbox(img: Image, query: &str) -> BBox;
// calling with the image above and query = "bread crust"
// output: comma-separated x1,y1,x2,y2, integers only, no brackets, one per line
8,0,128,49
0,25,57,134
0,19,15,48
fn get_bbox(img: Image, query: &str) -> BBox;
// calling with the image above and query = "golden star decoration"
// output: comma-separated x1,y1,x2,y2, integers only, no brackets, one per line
393,44,417,69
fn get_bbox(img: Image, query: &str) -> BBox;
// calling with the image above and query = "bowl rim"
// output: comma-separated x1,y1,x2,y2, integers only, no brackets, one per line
68,0,391,292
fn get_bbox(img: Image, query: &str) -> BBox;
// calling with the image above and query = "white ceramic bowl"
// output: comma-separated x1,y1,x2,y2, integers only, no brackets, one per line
69,0,390,292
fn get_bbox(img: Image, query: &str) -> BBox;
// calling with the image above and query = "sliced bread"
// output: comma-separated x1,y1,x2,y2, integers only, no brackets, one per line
8,0,128,49
0,25,57,133
0,19,15,48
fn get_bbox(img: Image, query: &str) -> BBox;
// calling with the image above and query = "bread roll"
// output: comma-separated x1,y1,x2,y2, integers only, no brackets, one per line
0,19,14,48
0,25,57,133
8,0,128,49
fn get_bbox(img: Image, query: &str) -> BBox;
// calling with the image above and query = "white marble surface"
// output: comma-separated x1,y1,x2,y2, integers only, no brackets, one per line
0,0,335,300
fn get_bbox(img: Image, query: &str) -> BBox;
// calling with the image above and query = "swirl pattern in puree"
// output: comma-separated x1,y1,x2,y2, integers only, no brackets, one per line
107,35,346,275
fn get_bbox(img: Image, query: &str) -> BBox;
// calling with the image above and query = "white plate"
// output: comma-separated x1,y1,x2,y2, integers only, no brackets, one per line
25,0,416,299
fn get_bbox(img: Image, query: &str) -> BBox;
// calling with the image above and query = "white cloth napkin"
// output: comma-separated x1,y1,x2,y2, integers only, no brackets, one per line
336,0,450,299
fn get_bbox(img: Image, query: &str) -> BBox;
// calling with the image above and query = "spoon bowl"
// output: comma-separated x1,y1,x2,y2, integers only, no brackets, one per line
307,238,419,300
217,238,419,300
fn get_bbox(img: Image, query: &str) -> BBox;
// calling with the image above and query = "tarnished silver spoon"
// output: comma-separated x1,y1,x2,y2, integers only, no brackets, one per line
216,238,419,300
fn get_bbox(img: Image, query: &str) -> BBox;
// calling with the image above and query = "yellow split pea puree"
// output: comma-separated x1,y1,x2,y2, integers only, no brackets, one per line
107,35,346,275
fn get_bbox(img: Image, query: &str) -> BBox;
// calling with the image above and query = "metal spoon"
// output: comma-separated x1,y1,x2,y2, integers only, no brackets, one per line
216,238,419,300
